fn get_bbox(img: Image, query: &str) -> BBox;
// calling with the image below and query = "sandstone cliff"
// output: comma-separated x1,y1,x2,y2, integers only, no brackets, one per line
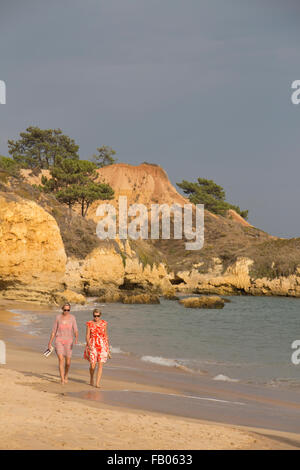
1,163,300,303
0,192,66,303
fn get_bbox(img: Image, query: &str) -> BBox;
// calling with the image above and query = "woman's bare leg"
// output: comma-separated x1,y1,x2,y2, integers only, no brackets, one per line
89,363,96,385
64,357,71,383
96,363,103,388
58,355,65,384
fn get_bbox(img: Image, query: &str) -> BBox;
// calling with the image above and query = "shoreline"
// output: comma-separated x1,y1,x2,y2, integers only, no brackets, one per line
3,296,300,391
2,340,300,450
1,303,300,449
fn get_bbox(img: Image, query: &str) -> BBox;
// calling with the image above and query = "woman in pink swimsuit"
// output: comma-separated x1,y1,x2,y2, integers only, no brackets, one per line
84,308,110,388
48,303,78,384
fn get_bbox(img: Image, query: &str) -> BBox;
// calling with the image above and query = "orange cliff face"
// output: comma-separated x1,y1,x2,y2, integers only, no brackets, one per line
6,163,300,300
93,162,188,208
20,163,251,228
21,162,188,207
89,162,251,226
0,192,67,303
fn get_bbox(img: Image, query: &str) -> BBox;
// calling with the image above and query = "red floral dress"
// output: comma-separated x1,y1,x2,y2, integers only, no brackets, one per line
84,320,109,364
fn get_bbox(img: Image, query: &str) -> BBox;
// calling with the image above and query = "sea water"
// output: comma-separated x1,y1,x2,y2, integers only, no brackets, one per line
12,296,300,389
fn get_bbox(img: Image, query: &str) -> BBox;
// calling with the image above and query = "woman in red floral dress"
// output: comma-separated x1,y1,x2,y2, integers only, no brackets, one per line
84,308,111,388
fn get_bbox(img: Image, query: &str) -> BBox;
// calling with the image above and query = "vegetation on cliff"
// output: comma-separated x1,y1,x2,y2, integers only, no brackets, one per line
7,127,115,217
40,157,114,217
8,127,79,169
177,177,248,219
0,155,21,179
243,238,300,280
92,145,117,167
2,126,300,300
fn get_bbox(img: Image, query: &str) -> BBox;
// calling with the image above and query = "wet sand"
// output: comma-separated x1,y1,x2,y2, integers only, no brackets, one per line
1,300,300,449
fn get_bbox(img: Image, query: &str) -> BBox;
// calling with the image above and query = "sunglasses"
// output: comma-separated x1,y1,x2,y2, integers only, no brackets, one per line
93,315,100,318
63,309,70,312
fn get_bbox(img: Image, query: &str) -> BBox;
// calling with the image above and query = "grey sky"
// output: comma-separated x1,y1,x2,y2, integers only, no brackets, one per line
0,0,299,237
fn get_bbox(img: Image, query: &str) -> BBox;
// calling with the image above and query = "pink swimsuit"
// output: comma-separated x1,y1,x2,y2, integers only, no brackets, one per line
52,314,78,357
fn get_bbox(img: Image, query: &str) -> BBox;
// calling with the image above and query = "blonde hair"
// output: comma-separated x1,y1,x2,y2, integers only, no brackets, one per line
62,303,71,310
93,308,101,316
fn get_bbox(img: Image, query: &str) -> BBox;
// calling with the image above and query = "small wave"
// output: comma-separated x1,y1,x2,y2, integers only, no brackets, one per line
13,312,40,326
213,374,239,382
267,378,300,390
110,346,126,354
196,358,246,367
141,355,194,373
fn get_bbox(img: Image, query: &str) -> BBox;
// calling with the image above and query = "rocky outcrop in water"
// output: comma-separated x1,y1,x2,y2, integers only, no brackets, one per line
179,296,225,309
122,293,160,304
52,289,86,306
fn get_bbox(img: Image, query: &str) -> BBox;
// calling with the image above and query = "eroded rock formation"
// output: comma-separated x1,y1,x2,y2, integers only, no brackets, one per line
0,193,66,303
1,164,300,303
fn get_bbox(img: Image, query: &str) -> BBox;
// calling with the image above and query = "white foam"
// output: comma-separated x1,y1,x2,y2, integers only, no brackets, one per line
110,346,124,354
213,374,239,382
12,312,40,327
141,355,179,367
141,355,194,373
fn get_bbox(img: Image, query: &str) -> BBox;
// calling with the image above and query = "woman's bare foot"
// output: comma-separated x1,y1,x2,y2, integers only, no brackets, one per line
90,379,94,386
64,376,68,384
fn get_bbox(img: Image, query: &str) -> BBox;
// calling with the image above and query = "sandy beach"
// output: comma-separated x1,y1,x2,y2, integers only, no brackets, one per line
1,301,300,450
